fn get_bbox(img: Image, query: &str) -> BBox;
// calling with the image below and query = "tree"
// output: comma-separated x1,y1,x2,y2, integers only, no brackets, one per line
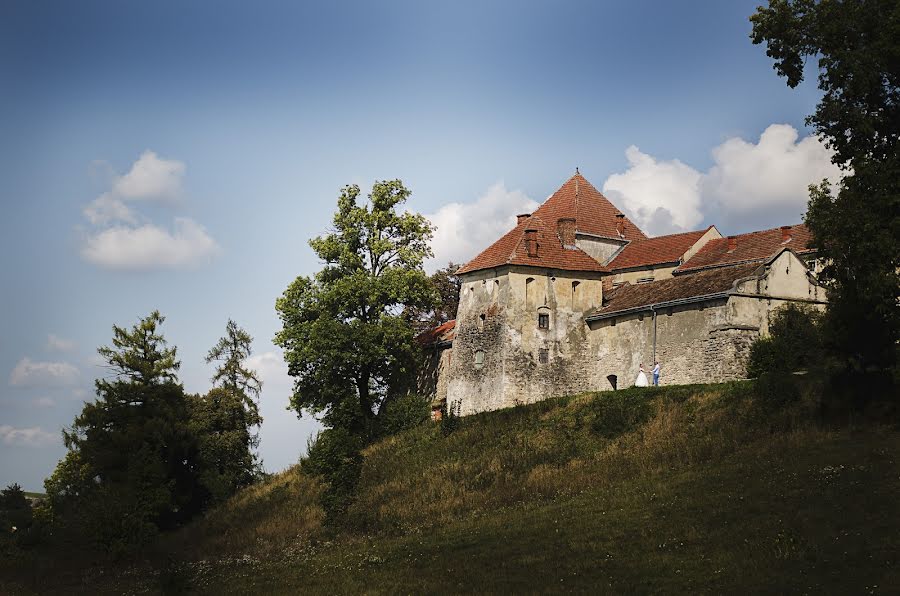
189,320,264,504
0,484,32,533
274,180,437,436
751,0,900,379
47,311,200,552
406,262,462,333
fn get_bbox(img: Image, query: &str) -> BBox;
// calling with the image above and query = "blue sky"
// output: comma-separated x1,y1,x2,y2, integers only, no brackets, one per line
0,1,837,491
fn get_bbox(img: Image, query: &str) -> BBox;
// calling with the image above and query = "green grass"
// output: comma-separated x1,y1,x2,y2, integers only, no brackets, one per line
4,382,899,594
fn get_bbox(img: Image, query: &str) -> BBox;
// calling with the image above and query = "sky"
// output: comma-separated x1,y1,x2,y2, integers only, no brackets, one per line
0,0,841,492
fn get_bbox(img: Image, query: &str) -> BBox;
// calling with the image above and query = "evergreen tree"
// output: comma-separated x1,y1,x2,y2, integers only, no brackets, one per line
189,320,264,504
46,311,200,553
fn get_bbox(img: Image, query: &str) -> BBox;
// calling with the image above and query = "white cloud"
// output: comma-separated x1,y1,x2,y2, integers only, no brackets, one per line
33,397,56,408
112,150,185,201
81,217,220,270
10,358,80,387
0,425,58,447
703,124,842,213
83,193,137,226
425,182,539,270
601,124,843,235
602,146,704,236
47,334,75,352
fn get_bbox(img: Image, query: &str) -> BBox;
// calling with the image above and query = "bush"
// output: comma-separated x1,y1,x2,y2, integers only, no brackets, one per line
748,304,824,407
301,428,365,517
377,393,430,437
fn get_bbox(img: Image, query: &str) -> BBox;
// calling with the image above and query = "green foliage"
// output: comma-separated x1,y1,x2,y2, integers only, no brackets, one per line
376,392,430,437
406,262,461,332
191,320,264,506
751,1,900,383
301,428,365,516
440,399,462,436
46,312,201,554
748,304,824,407
0,483,34,548
274,180,438,435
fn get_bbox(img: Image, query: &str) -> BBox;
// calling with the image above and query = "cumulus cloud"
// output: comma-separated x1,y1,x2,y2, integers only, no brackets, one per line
0,425,58,447
46,334,75,352
9,358,80,387
425,182,539,270
113,150,185,201
33,397,56,408
603,147,703,236
81,217,220,270
601,124,843,235
79,150,219,270
703,124,842,213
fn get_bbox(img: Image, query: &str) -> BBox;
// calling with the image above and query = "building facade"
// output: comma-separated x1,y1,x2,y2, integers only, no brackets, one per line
425,173,826,416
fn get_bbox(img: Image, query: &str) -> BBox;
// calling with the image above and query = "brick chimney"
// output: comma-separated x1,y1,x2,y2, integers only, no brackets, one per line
524,229,539,257
615,213,626,238
557,217,576,248
727,236,737,252
517,213,531,225
781,225,792,243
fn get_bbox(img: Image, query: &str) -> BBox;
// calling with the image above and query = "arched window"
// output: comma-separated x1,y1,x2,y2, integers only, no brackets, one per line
474,350,485,369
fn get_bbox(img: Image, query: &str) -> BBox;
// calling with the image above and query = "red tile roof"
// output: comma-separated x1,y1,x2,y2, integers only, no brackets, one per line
416,319,456,346
456,213,608,275
588,262,762,319
676,224,814,274
457,173,645,275
607,227,713,271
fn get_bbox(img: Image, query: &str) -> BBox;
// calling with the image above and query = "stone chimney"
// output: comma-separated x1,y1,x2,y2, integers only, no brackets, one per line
781,225,792,243
615,213,626,238
524,229,539,257
727,236,737,252
557,218,576,248
517,213,531,225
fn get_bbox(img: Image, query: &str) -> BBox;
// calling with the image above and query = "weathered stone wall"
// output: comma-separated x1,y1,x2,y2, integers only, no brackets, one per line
443,249,827,416
416,343,452,405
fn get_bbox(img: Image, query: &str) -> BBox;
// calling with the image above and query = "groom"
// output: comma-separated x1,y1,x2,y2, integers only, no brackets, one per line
652,361,661,386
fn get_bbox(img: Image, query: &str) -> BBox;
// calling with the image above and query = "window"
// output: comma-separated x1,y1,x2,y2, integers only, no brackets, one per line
478,313,486,331
474,350,485,369
538,313,549,329
538,348,549,364
637,277,654,284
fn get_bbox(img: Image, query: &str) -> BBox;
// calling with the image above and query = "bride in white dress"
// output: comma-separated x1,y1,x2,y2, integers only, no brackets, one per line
635,363,649,387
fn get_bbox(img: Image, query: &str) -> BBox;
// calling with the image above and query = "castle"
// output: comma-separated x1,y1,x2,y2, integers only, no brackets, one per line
421,172,826,417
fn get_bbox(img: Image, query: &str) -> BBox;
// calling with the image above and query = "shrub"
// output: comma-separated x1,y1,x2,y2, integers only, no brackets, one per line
301,428,365,517
377,393,430,437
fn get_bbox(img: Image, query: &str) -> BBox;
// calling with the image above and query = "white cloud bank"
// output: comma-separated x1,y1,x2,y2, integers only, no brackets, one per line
80,151,219,270
425,182,539,270
0,425,58,447
9,358,80,387
601,124,843,235
81,217,220,270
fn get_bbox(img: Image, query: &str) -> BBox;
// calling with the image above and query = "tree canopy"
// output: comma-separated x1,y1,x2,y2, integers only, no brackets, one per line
274,180,437,435
751,0,900,378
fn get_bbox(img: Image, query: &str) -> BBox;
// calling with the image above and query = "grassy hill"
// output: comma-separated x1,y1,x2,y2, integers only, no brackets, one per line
6,382,900,593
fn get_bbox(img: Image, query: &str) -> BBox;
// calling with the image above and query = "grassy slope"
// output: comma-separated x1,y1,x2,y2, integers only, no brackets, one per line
5,383,900,594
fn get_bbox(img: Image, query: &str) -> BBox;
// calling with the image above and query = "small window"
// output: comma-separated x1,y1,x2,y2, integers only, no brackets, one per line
538,348,549,364
538,313,549,329
478,313,486,331
474,350,485,369
637,277,654,284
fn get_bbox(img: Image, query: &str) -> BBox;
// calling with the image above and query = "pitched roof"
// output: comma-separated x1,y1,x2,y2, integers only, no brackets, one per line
607,227,712,271
587,262,762,320
456,213,608,275
457,173,645,275
676,224,814,274
416,320,456,346
532,173,647,241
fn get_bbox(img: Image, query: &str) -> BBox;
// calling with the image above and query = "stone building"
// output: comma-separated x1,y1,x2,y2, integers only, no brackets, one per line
425,172,826,416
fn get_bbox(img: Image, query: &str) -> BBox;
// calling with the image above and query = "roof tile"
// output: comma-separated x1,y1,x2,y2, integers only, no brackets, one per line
676,224,814,273
607,227,712,270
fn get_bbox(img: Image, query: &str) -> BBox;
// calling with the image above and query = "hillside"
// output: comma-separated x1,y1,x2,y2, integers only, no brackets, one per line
5,382,900,594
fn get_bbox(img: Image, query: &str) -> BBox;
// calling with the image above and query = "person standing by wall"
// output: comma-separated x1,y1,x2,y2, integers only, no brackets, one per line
652,361,661,386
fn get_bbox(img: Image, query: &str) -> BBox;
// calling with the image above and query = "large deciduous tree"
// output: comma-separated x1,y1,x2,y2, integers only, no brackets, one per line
274,180,437,436
751,0,900,380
